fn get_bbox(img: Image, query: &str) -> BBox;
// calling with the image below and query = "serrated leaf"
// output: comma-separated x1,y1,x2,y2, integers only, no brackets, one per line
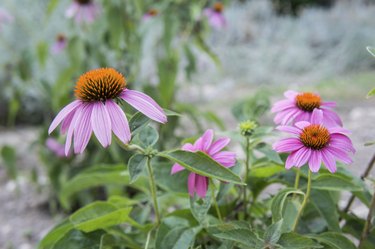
159,150,243,185
128,154,147,183
312,174,362,192
308,232,357,249
69,202,132,232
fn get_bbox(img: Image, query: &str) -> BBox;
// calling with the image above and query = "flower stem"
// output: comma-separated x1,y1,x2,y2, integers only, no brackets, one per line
293,169,301,198
292,170,312,232
146,157,161,225
243,137,251,219
210,179,223,222
358,187,375,248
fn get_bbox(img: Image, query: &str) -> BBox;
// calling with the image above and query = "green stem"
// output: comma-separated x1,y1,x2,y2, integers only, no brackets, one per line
243,137,251,219
144,229,152,249
146,157,161,225
358,187,375,248
210,179,223,222
115,137,145,154
292,170,312,232
293,169,301,198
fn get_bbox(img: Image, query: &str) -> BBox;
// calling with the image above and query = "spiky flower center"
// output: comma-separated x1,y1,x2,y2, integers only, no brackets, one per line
147,8,158,16
75,68,126,102
56,34,65,42
213,3,224,13
300,124,330,150
295,92,321,112
75,0,92,5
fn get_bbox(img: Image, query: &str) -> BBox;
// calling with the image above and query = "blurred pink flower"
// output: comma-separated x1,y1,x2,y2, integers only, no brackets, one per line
65,0,99,24
171,129,236,198
51,34,67,54
273,109,355,173
0,8,13,31
204,2,226,29
46,138,69,158
142,8,159,21
271,90,342,127
48,68,167,156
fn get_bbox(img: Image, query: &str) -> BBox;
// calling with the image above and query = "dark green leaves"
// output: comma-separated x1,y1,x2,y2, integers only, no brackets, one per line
312,174,362,192
308,232,357,249
128,154,147,183
159,150,243,185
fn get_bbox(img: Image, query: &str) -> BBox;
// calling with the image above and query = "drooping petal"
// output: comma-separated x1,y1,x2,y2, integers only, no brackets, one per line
208,137,230,155
294,111,311,123
195,175,208,198
285,151,297,169
73,104,93,154
91,102,112,147
65,105,83,156
271,99,295,113
310,109,323,125
308,150,322,172
326,147,353,164
211,151,236,167
322,109,343,127
280,108,300,125
328,127,351,136
284,90,299,100
273,138,304,153
273,108,298,124
200,129,214,152
182,143,196,152
48,100,82,134
330,134,355,152
293,147,311,167
276,125,301,135
121,89,167,123
321,149,337,173
295,121,310,130
321,101,336,108
61,110,76,134
171,163,185,174
106,100,131,144
188,173,196,197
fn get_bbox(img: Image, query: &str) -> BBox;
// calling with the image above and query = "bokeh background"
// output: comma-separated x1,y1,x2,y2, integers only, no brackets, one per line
1,0,375,248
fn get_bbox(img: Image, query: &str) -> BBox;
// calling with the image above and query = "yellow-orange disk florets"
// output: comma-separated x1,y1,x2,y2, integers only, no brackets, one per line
300,124,330,150
296,92,321,112
147,8,159,16
213,2,224,13
75,68,126,102
75,0,92,5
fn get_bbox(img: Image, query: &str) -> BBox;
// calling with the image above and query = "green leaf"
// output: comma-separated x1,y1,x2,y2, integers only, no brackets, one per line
129,112,150,132
195,36,221,67
37,42,48,68
137,126,159,147
256,144,283,164
69,202,132,232
250,161,284,178
367,88,375,98
1,145,17,179
47,0,60,15
264,219,283,244
308,232,357,249
38,220,74,249
128,154,147,183
277,233,322,249
52,229,104,249
367,46,375,57
158,150,243,185
190,191,211,225
271,188,304,223
211,228,263,248
157,52,179,107
310,190,340,232
312,174,362,192
164,108,181,117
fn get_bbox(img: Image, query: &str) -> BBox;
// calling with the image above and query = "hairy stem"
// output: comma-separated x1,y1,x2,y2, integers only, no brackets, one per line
292,170,312,232
358,187,375,248
146,157,161,225
243,137,251,219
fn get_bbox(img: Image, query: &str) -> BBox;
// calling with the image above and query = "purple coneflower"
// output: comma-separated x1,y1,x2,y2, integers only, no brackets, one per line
142,8,159,21
48,68,167,156
273,109,354,173
46,138,69,158
171,129,236,198
272,90,342,127
65,0,99,24
0,8,13,31
204,2,226,29
51,34,67,54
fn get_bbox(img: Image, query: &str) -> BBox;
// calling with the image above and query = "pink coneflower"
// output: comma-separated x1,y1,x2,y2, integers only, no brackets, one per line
48,68,167,156
51,34,67,54
273,109,354,173
204,2,226,29
142,8,159,21
65,0,99,24
46,138,69,158
0,8,13,31
272,90,342,127
171,129,236,198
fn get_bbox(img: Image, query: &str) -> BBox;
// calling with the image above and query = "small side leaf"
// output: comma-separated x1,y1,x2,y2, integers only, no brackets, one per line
128,154,147,183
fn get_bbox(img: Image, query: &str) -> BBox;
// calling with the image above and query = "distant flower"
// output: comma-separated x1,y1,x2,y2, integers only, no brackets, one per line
272,90,342,127
171,129,236,198
65,0,99,24
0,8,13,31
142,8,159,21
48,68,167,156
51,34,67,54
239,120,258,137
204,2,226,29
46,138,69,158
273,109,355,173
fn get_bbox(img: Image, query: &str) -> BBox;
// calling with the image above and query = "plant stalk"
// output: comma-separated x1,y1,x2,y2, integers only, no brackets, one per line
292,170,312,232
243,137,251,219
146,157,161,225
210,179,223,222
358,187,375,248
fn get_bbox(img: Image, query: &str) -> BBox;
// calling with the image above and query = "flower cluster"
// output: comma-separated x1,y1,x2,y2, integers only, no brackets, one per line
272,90,354,173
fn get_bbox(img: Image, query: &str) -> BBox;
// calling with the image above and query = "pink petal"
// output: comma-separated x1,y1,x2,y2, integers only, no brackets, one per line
285,152,297,169
65,105,82,156
48,100,81,134
321,101,336,108
326,147,353,164
273,138,304,153
91,102,112,148
211,151,236,167
171,163,185,174
308,150,322,172
328,127,351,136
330,134,355,152
271,99,296,113
195,175,208,198
310,109,323,125
121,89,167,123
61,110,76,134
294,111,311,123
284,90,299,100
73,104,93,154
321,150,337,173
322,109,342,127
295,121,310,130
188,173,196,197
208,137,230,155
209,13,226,29
280,108,300,125
276,125,301,135
182,143,196,152
293,147,311,167
106,100,131,144
200,129,214,152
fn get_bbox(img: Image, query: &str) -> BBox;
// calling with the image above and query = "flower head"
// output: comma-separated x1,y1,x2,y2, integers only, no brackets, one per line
171,129,236,198
46,138,69,158
272,90,342,127
51,34,67,54
65,0,99,24
204,2,226,29
0,8,13,31
240,120,258,137
273,109,355,173
143,8,159,21
48,68,167,156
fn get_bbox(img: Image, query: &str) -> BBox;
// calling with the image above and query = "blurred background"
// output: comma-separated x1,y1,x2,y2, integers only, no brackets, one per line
1,0,375,248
